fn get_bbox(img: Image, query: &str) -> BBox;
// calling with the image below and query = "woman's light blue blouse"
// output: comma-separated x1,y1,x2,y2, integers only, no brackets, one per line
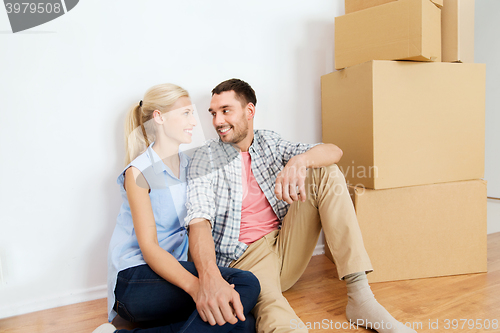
107,143,189,322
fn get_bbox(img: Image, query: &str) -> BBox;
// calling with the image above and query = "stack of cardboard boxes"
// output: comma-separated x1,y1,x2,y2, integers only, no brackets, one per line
321,0,487,283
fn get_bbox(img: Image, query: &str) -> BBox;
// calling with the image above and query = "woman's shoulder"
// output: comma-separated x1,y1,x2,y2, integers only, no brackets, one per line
128,149,155,173
117,149,154,185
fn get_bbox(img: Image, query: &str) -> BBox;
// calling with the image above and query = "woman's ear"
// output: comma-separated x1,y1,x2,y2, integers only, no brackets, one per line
152,110,164,124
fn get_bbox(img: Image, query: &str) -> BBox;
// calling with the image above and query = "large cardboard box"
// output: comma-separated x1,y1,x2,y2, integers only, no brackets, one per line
325,180,488,283
345,0,443,14
335,0,441,70
321,60,485,190
442,0,475,63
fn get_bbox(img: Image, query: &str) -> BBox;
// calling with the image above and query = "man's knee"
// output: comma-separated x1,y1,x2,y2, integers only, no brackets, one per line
320,163,342,176
307,164,343,182
307,164,347,195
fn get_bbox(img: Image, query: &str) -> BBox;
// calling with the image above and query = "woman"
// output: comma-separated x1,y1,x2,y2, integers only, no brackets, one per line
93,84,260,333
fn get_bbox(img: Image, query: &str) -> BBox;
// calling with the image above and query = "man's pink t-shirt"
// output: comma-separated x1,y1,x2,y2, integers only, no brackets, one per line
239,152,280,245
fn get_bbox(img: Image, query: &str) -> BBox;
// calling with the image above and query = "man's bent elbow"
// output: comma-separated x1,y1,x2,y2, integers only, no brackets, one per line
334,146,343,163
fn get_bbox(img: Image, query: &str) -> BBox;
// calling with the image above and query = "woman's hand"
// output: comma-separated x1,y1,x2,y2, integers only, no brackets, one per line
186,278,200,303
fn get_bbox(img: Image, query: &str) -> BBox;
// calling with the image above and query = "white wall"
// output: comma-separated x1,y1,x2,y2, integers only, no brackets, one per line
475,0,500,234
0,0,341,319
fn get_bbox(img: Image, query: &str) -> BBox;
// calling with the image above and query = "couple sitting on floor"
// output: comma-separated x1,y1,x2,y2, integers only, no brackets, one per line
93,79,417,333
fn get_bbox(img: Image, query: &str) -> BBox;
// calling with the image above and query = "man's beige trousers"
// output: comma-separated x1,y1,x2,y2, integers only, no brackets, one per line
230,164,373,333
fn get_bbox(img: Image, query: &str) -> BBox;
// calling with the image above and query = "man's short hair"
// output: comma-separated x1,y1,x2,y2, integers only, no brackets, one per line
212,78,257,107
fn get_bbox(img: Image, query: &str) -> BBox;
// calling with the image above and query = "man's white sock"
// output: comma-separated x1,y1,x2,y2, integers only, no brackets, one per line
344,272,417,333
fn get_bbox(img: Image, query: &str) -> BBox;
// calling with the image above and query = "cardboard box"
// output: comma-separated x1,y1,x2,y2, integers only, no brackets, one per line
325,180,488,283
335,0,441,70
345,0,443,14
321,60,485,190
442,0,475,63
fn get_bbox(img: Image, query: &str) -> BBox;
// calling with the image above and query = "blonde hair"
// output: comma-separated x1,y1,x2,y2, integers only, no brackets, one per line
124,83,189,165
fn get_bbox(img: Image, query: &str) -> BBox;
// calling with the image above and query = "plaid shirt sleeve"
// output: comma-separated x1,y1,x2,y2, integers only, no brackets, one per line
184,145,216,229
276,136,321,166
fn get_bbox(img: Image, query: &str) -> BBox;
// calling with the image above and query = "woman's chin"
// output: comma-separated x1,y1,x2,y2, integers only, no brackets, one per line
172,136,192,145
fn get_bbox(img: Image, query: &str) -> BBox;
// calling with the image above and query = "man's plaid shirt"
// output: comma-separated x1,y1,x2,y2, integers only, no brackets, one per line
185,129,317,267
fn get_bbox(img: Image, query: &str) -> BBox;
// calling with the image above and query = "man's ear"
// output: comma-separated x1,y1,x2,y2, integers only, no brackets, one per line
246,103,256,120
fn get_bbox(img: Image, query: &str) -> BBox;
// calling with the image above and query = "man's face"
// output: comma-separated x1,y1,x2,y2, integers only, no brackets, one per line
209,90,252,146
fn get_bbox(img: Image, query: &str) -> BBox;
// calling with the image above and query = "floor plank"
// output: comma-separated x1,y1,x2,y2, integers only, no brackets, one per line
2,233,499,333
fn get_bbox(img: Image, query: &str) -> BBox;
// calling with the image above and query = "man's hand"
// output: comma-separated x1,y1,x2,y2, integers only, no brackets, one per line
275,154,308,204
188,220,245,326
194,268,245,326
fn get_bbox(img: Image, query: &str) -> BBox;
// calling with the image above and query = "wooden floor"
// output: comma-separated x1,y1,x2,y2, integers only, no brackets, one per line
2,233,499,333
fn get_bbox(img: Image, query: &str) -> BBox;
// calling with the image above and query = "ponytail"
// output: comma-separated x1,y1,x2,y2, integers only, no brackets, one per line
139,102,151,149
124,103,149,165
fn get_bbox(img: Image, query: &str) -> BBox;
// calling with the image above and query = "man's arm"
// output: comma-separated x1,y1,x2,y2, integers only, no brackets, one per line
275,143,343,204
185,145,245,326
295,143,343,168
188,219,245,326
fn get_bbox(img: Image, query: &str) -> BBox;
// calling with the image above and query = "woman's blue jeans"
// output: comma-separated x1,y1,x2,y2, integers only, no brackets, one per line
113,261,260,333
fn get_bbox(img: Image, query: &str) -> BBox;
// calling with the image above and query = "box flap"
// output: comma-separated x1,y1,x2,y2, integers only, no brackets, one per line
335,0,441,69
345,0,442,14
442,0,475,62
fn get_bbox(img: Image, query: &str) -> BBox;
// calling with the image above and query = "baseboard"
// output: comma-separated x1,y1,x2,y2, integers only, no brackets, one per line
313,243,325,256
0,285,107,320
1,244,327,320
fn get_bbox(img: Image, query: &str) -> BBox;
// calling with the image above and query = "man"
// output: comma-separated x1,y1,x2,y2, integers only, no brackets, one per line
185,79,416,333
